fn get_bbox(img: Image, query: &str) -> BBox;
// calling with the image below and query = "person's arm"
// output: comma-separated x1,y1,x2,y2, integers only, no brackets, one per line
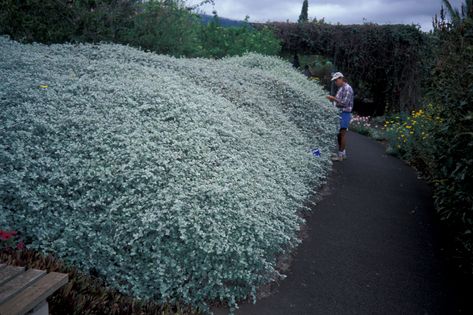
326,94,345,108
331,87,353,109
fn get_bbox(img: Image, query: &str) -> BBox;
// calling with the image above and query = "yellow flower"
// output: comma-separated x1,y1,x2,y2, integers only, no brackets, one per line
406,125,412,129
39,85,48,89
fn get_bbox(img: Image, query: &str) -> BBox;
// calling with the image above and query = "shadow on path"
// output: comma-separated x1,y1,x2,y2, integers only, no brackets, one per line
214,131,460,315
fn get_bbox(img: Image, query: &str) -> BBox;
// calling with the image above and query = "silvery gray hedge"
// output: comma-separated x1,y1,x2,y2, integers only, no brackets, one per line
0,36,338,312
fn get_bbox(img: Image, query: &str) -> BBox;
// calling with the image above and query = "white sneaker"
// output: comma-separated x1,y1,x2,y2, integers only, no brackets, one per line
331,152,344,161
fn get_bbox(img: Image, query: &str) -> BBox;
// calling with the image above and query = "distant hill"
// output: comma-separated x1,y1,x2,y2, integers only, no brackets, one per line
200,14,246,27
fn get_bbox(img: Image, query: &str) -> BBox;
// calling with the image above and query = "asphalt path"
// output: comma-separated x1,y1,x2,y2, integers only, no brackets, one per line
214,131,461,315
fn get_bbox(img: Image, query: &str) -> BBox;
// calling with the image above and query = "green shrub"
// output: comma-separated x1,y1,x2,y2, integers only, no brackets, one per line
0,0,136,43
425,2,473,274
281,53,333,89
385,107,441,162
199,14,281,58
0,37,338,312
124,0,203,57
0,0,76,43
385,3,473,272
386,104,472,274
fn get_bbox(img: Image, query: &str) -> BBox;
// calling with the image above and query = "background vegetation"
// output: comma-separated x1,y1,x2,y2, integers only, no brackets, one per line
257,21,426,115
0,0,281,58
386,0,473,275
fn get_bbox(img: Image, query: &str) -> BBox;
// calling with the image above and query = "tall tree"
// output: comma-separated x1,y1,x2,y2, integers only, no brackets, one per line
298,0,309,23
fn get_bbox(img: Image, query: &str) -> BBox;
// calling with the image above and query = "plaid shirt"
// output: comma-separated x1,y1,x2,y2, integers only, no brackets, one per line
335,83,354,112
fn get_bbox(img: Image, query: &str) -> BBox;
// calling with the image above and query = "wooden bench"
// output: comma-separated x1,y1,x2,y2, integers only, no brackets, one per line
0,263,68,315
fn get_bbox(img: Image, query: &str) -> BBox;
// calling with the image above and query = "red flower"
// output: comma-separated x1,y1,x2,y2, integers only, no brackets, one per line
0,230,17,241
0,230,10,240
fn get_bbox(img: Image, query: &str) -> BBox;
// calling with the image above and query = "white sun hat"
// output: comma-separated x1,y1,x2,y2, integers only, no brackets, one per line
331,72,344,81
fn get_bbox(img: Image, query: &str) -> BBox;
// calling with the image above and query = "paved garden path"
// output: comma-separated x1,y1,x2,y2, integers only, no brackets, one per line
214,131,460,315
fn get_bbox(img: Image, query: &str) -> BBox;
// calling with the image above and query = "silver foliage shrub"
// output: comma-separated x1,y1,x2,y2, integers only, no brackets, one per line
0,37,338,312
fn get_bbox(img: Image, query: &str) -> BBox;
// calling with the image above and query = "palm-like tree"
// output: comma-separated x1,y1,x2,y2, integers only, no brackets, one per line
442,0,472,22
434,0,472,30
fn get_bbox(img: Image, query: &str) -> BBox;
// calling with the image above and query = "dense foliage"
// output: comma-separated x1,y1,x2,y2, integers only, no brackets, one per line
258,22,426,114
385,106,443,160
424,3,473,275
0,0,137,43
0,37,338,312
282,53,333,89
0,0,281,58
385,1,473,275
199,14,281,58
123,0,203,57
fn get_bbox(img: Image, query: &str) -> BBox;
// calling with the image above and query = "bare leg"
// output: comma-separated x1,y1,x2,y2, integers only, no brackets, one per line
337,132,342,149
339,128,347,152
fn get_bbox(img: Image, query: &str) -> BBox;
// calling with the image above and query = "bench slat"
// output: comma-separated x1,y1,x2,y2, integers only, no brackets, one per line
0,269,46,304
0,266,25,286
0,272,68,315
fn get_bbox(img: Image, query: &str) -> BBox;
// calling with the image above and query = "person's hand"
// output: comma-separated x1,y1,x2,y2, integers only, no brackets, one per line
326,95,336,101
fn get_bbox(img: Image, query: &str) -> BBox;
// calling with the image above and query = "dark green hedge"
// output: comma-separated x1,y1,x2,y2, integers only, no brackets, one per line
258,22,427,115
0,0,137,43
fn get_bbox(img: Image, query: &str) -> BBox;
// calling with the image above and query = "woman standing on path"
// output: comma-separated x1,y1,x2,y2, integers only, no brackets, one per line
326,72,354,161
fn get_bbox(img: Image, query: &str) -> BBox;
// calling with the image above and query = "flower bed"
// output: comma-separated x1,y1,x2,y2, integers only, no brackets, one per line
0,37,338,312
349,114,372,136
348,114,385,140
384,107,442,160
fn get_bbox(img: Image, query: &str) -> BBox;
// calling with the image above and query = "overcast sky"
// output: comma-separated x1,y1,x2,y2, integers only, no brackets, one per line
189,0,465,31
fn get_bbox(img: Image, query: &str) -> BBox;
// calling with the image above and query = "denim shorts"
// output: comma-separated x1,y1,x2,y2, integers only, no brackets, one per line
340,112,352,129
